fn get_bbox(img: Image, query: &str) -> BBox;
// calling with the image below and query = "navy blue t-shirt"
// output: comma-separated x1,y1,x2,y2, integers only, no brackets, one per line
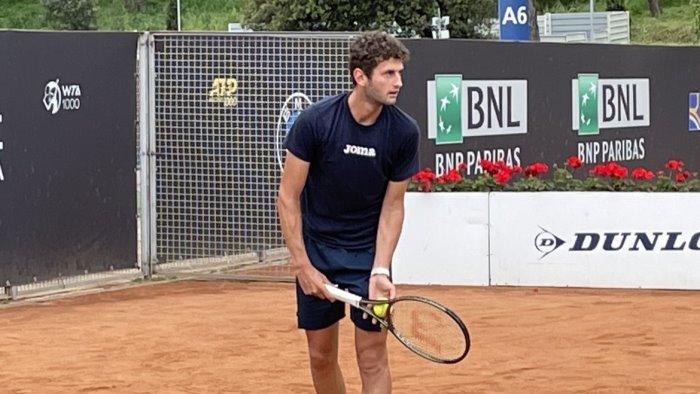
284,92,420,249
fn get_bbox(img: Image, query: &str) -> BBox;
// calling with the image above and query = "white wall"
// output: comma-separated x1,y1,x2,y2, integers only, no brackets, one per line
393,193,490,286
396,192,700,290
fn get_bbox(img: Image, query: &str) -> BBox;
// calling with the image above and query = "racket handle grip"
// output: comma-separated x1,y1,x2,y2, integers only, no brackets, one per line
325,284,362,307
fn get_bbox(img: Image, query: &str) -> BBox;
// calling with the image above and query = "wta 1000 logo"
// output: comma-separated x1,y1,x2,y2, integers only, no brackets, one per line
42,78,82,115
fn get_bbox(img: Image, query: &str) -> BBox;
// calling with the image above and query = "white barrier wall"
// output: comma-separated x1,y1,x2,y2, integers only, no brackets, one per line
489,192,700,290
394,193,490,286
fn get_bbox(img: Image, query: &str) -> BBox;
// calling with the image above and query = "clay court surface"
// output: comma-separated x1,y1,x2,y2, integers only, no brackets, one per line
1,280,699,393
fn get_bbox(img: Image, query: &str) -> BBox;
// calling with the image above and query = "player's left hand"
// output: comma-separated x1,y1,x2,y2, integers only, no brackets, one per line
364,274,395,324
369,274,395,300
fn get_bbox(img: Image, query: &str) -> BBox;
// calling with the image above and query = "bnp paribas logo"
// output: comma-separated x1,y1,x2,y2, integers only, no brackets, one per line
572,73,650,136
427,74,528,145
433,74,463,144
576,74,599,135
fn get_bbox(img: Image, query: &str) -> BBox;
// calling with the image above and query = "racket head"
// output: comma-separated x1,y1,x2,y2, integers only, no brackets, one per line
383,296,470,364
326,284,470,364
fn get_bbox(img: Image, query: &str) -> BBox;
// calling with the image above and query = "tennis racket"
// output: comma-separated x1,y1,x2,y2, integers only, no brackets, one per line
324,283,470,364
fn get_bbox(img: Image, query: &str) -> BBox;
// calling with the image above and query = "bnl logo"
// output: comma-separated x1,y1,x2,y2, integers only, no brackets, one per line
427,74,528,144
689,92,700,131
572,74,650,136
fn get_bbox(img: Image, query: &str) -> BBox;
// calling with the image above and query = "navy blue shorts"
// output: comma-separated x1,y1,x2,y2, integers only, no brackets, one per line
296,236,381,332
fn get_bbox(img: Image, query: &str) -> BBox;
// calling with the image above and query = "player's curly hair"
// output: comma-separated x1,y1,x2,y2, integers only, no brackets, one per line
348,31,410,86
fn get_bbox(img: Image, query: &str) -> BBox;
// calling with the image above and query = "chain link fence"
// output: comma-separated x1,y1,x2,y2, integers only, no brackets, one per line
147,33,354,274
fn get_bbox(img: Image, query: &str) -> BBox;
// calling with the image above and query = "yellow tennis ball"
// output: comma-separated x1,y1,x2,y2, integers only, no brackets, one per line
372,300,389,318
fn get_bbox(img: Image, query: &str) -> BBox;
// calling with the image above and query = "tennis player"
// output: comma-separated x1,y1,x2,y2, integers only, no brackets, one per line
277,31,419,394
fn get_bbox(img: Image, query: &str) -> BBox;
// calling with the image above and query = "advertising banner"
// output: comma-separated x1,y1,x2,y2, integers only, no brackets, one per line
0,31,139,285
399,40,700,177
489,192,700,289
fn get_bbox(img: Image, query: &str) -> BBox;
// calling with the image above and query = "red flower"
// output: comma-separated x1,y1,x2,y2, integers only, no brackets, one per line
412,168,436,192
675,170,692,183
482,160,522,176
438,169,462,183
480,159,502,175
524,163,548,177
566,156,583,169
631,168,654,180
589,162,627,179
412,168,436,182
666,160,685,171
590,164,608,177
494,169,511,185
457,162,468,171
611,166,628,179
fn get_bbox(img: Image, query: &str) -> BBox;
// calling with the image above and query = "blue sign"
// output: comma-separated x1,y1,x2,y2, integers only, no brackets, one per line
499,0,530,41
689,92,700,131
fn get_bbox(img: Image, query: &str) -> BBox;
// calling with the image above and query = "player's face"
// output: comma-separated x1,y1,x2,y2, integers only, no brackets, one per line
365,58,404,106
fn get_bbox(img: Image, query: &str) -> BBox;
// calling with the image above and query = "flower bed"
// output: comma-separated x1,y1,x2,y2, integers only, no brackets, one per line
408,158,700,192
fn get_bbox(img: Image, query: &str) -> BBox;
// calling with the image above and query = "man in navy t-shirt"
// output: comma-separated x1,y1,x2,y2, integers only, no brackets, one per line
277,31,419,394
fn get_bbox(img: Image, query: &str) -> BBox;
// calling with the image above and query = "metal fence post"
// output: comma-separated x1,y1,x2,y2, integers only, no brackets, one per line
138,32,155,277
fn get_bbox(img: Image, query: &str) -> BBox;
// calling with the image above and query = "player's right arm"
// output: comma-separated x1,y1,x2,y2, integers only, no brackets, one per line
277,151,333,300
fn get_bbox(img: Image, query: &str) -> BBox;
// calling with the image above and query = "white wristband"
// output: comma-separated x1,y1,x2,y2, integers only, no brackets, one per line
370,267,391,277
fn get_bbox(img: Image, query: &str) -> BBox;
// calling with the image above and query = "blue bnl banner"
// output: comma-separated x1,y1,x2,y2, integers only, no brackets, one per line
499,0,530,40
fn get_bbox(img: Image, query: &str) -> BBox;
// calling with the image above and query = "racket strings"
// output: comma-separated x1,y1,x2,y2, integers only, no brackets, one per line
389,300,467,362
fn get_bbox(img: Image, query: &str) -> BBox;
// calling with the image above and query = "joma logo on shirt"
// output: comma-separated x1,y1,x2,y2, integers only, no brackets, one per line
343,144,376,157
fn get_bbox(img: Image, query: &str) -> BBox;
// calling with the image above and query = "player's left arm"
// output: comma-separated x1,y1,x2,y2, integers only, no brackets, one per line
370,179,410,300
371,118,420,300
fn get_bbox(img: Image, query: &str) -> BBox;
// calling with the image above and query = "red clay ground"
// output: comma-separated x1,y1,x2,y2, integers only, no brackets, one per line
1,280,699,393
